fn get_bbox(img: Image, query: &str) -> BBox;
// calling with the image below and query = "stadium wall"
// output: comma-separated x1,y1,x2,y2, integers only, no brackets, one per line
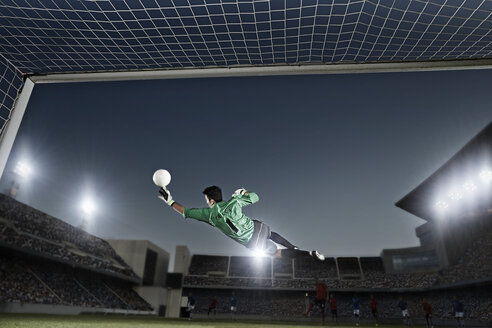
381,245,440,273
106,240,170,316
165,245,190,318
106,239,169,287
134,286,167,316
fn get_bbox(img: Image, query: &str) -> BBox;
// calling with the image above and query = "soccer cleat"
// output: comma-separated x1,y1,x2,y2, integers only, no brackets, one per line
310,250,325,261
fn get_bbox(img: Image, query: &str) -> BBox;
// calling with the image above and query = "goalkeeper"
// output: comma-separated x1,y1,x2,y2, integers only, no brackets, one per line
158,185,324,260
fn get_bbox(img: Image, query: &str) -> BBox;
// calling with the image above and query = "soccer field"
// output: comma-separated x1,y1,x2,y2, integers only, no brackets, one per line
0,314,422,328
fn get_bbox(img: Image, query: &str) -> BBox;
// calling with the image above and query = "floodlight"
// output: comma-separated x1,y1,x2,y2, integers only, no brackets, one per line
479,170,492,183
448,190,462,201
13,161,32,178
435,200,449,212
80,198,96,217
462,181,476,193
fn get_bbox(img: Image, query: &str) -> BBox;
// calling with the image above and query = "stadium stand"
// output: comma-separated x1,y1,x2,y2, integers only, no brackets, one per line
436,215,492,285
360,257,386,281
0,251,152,310
229,256,272,278
273,258,293,277
0,193,136,278
337,257,362,278
294,257,338,279
183,219,491,290
0,255,60,305
188,255,228,276
181,219,491,323
1,193,490,320
0,193,153,312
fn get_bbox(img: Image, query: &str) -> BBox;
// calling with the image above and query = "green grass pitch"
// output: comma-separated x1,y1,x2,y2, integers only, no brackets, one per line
0,314,431,328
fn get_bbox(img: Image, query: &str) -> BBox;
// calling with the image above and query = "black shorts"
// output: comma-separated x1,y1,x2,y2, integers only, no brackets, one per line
372,309,378,316
245,220,277,255
331,309,338,315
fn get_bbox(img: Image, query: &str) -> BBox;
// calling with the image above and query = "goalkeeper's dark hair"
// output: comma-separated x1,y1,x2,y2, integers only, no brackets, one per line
203,186,223,202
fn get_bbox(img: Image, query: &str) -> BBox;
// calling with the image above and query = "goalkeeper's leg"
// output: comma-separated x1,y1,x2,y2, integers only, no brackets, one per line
280,248,325,260
269,231,297,249
269,230,325,260
262,236,313,259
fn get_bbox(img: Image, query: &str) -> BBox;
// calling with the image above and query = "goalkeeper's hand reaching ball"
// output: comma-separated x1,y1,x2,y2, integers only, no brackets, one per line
158,187,175,206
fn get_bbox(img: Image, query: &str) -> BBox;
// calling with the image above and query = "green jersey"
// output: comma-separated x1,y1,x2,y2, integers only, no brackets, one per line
183,192,259,245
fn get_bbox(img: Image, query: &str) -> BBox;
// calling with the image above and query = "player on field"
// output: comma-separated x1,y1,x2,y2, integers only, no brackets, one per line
230,292,238,320
398,297,411,326
305,293,311,316
352,294,361,326
370,294,379,326
208,297,218,318
187,292,196,320
157,186,325,260
422,298,434,328
304,278,327,325
452,296,464,327
329,293,338,324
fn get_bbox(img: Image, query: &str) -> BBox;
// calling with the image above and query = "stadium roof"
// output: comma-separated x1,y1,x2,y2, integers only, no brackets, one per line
396,122,492,222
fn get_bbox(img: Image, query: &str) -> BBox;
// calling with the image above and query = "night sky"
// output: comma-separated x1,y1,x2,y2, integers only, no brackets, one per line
1,69,491,267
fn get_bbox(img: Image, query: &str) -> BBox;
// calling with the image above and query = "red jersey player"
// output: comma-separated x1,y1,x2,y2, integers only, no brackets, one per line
208,297,218,317
329,293,338,324
305,278,328,325
370,294,379,326
422,298,434,328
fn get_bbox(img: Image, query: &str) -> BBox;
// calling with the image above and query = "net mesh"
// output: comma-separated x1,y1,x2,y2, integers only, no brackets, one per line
0,56,23,137
0,0,490,74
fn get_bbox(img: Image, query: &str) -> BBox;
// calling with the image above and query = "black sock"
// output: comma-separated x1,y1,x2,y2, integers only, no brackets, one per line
270,231,296,249
280,248,310,258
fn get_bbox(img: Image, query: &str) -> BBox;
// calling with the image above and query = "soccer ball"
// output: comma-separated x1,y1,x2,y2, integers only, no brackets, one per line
152,169,171,187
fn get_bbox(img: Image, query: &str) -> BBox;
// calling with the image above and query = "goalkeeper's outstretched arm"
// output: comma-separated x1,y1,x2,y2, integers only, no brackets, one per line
158,188,184,215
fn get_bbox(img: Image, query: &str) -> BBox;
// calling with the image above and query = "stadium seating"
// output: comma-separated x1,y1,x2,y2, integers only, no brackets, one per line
436,219,492,285
0,253,152,311
0,256,60,305
0,194,152,312
294,257,338,279
0,194,136,278
188,255,228,275
337,257,362,278
229,256,272,278
273,258,293,277
183,223,492,290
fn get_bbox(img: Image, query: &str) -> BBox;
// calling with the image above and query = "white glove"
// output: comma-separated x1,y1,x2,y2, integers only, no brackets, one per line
158,188,175,206
232,188,247,197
